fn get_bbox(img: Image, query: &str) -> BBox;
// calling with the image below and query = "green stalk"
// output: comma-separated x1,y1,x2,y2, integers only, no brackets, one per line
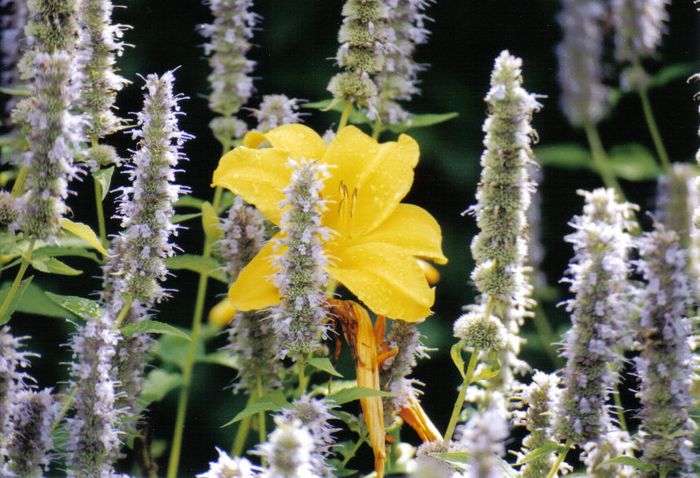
371,118,382,140
546,442,572,478
443,350,479,442
0,238,35,320
638,87,671,172
532,305,562,367
231,392,256,456
583,122,625,200
256,375,267,466
94,178,107,248
338,100,352,131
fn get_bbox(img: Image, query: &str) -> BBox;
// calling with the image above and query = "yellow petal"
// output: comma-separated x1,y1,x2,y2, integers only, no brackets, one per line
244,124,326,160
208,297,236,327
329,243,434,322
354,203,447,265
211,146,291,224
228,239,281,311
321,127,420,238
399,395,441,443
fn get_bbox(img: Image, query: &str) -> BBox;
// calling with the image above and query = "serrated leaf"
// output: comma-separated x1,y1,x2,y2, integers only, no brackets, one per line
608,144,661,181
450,341,466,378
307,357,343,378
31,257,82,276
174,195,205,209
166,254,227,282
387,112,459,133
327,386,391,405
600,456,656,472
221,391,289,427
172,212,201,224
44,292,101,320
649,63,697,89
0,276,33,325
60,219,108,256
121,320,191,341
92,167,115,201
0,86,31,96
536,144,593,171
140,369,182,406
201,202,223,241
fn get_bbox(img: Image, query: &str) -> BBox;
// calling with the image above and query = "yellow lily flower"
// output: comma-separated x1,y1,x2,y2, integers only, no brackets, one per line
212,124,447,322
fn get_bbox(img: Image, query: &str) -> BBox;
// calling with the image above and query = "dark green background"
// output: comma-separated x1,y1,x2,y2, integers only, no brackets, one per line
3,1,699,475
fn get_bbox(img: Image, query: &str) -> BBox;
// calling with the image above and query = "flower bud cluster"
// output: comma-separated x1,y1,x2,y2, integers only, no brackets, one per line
456,408,509,478
612,0,669,63
4,389,57,478
256,417,317,478
376,0,431,125
328,0,392,115
635,225,696,476
66,311,123,478
253,94,303,133
453,305,508,353
513,372,561,478
380,321,429,421
197,448,261,478
0,327,33,460
554,188,636,444
580,425,635,477
468,50,541,393
272,159,330,357
556,0,609,126
218,196,266,282
77,0,128,140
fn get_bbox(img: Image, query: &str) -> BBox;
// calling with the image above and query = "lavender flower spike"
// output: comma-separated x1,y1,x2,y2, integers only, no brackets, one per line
376,0,432,125
4,389,57,478
200,0,257,144
253,94,303,133
77,0,128,141
554,188,636,444
612,0,669,66
467,50,542,394
66,311,123,478
197,448,261,478
256,417,317,478
556,0,609,126
456,408,509,478
272,159,330,357
1,0,29,115
635,225,696,476
0,327,33,460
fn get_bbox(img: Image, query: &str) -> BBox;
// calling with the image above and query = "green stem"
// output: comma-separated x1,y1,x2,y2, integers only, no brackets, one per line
443,350,479,442
167,187,224,478
371,118,382,140
50,387,78,433
612,385,628,432
0,238,35,320
297,356,307,397
231,393,256,456
112,296,135,330
546,442,572,478
10,167,28,198
638,87,671,173
583,122,625,200
94,178,107,248
256,375,267,466
341,438,363,467
338,100,352,132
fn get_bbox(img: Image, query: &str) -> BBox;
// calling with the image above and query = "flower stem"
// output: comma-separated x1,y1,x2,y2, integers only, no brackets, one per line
638,87,670,173
583,122,624,200
533,304,562,367
371,118,382,140
167,186,225,478
297,356,307,397
112,296,135,330
0,238,35,321
256,375,267,466
338,100,352,131
94,178,107,248
50,386,78,433
546,441,572,478
231,392,255,456
443,350,479,442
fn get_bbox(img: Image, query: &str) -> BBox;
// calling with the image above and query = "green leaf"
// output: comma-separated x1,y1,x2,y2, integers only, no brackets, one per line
450,341,466,378
121,320,191,342
303,99,370,124
327,386,391,405
387,112,459,133
201,202,223,241
221,391,289,427
33,246,99,263
471,365,500,382
31,257,82,276
0,276,33,325
92,167,115,201
197,351,239,369
174,195,205,209
431,451,471,468
14,283,71,318
648,63,698,89
172,212,202,224
0,86,31,96
156,334,205,370
608,144,661,181
536,144,593,171
515,440,563,465
166,254,227,282
600,456,656,473
307,357,343,378
59,219,108,256
140,369,182,406
44,292,101,320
